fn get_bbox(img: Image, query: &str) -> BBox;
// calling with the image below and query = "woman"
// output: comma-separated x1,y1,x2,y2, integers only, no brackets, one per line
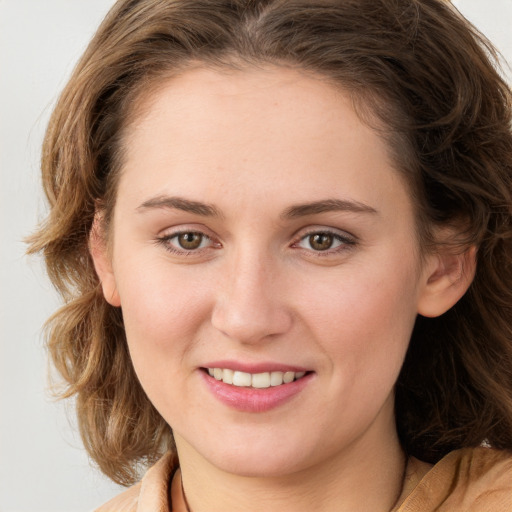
29,0,512,510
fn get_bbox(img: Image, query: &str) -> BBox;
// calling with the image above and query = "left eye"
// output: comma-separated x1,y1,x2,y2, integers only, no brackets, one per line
167,232,211,251
296,232,348,252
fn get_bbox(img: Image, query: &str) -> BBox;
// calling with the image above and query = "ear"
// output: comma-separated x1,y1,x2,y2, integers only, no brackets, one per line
89,213,121,307
417,245,477,318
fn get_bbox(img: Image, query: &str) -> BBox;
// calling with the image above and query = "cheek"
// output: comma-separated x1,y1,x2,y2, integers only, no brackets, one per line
114,255,212,364
113,256,218,421
300,257,420,389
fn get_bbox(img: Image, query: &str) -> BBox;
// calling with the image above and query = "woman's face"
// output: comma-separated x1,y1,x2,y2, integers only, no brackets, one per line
99,66,436,477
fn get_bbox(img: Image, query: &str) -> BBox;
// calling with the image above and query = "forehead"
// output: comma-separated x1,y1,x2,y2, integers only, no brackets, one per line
125,65,362,151
118,65,413,221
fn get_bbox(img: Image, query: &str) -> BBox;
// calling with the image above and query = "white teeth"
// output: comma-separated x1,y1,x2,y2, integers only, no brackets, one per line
252,372,271,389
233,371,252,387
222,368,234,384
207,368,307,387
270,371,284,386
283,371,295,384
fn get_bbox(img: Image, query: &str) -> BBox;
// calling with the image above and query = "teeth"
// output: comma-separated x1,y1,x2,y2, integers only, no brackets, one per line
283,371,295,384
207,368,307,387
222,368,234,384
270,371,284,386
233,371,252,387
252,372,271,389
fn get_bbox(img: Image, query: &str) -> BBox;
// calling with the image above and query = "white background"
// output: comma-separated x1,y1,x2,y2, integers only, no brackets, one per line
0,1,511,511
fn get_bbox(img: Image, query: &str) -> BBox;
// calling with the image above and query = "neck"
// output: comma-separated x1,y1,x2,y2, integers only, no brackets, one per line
175,407,407,512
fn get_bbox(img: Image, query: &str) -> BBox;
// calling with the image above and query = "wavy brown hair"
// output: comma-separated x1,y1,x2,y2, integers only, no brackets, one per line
28,0,512,485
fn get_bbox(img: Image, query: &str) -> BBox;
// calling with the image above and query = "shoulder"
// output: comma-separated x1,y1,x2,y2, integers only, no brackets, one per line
94,452,178,512
399,447,512,512
94,482,141,512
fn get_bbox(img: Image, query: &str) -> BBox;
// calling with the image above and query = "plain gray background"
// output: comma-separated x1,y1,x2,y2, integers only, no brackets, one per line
1,1,511,511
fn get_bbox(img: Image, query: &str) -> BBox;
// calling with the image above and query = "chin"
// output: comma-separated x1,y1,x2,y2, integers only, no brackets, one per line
195,434,319,478
209,453,305,478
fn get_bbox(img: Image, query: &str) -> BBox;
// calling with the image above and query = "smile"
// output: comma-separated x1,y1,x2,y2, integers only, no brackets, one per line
207,368,307,388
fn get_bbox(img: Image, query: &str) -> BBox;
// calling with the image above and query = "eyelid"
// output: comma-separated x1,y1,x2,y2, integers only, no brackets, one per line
157,223,219,241
293,225,357,240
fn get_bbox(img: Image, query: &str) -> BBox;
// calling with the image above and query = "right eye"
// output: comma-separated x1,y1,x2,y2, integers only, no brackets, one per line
157,231,215,254
299,232,341,252
172,232,210,250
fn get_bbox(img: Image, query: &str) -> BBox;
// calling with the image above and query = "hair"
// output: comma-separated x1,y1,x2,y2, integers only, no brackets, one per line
28,0,512,486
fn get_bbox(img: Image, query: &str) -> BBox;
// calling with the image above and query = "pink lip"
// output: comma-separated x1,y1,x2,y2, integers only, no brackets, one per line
200,370,313,413
203,360,309,373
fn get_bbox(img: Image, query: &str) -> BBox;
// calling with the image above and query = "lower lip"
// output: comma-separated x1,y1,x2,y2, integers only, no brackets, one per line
201,371,313,413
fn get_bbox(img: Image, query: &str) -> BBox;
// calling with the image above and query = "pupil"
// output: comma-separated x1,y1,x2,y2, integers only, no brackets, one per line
310,233,333,251
179,232,202,249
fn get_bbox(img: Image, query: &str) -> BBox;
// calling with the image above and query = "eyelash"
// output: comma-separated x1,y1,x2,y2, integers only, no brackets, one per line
155,228,357,256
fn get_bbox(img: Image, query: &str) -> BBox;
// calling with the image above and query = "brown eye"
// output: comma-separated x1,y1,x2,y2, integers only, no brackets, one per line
295,230,353,253
177,232,204,250
158,230,217,255
309,233,334,251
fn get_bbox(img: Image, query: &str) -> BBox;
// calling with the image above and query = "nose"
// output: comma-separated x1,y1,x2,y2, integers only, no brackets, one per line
211,249,293,345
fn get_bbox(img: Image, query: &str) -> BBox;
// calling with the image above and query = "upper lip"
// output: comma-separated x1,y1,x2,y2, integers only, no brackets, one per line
202,360,311,374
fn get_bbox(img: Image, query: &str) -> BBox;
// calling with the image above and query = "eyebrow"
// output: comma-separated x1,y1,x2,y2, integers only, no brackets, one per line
281,199,378,219
137,195,222,217
137,195,377,219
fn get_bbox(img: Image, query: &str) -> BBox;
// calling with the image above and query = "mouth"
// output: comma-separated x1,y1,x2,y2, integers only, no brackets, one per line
203,368,309,388
201,365,314,412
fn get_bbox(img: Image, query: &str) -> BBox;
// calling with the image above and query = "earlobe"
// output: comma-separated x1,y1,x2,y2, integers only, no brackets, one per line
89,213,121,307
417,246,477,318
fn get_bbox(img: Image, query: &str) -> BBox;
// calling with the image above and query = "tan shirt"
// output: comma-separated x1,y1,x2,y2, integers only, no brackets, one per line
95,447,512,511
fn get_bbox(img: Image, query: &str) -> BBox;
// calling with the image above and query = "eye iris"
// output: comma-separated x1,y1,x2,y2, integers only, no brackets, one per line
178,232,202,250
309,233,333,251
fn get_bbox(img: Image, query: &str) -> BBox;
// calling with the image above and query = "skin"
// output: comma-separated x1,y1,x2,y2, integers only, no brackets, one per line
92,66,474,511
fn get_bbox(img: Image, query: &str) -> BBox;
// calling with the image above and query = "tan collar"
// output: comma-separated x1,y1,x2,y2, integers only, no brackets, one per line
109,447,511,512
